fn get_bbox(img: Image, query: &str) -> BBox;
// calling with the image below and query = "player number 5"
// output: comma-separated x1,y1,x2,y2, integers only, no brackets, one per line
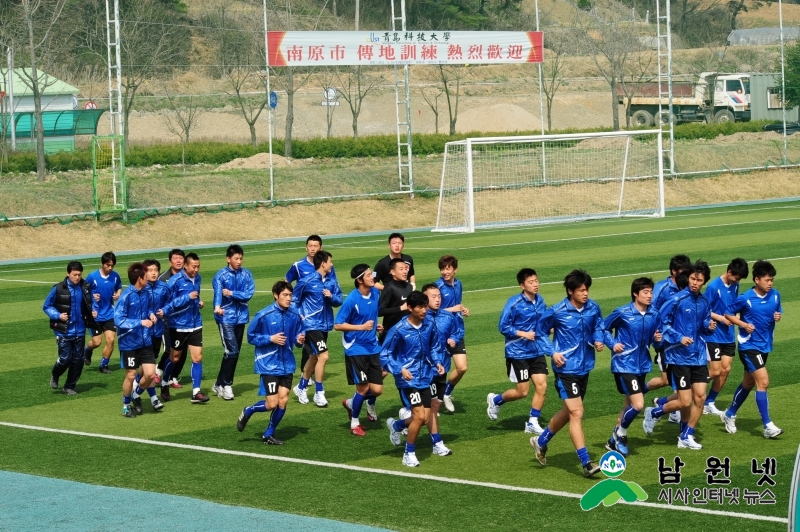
571,382,579,395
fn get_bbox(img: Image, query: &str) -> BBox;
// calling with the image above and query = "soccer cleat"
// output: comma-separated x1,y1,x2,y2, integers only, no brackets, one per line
642,407,659,435
524,420,545,435
122,404,136,418
763,423,783,439
719,412,737,434
530,437,547,465
386,417,402,446
154,369,162,385
486,393,501,421
151,398,164,412
191,392,210,404
223,385,234,400
342,398,354,420
99,365,111,375
350,425,366,437
583,461,601,478
668,411,681,424
703,402,723,415
292,385,309,405
402,452,420,467
62,388,77,396
366,402,378,422
399,408,410,435
442,394,455,413
212,384,225,398
84,352,92,366
132,396,143,415
432,441,453,456
160,386,171,402
237,408,251,432
610,428,629,456
262,435,284,445
677,435,703,450
313,391,328,407
169,378,182,389
50,376,58,389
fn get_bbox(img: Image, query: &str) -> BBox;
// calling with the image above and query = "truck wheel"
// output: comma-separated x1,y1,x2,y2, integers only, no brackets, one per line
714,109,735,124
631,110,654,127
656,110,677,126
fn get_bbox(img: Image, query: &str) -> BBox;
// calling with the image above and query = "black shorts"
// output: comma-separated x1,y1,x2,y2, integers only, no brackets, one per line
555,373,589,400
345,354,383,386
151,335,163,358
429,374,447,401
303,330,329,357
669,364,709,391
706,342,736,362
260,374,293,396
506,357,548,383
653,349,668,373
90,320,116,337
614,373,646,396
399,387,432,409
449,339,467,356
739,350,769,373
169,328,203,351
121,346,156,370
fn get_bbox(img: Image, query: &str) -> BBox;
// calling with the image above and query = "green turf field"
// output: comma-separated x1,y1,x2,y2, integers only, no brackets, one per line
1,201,798,531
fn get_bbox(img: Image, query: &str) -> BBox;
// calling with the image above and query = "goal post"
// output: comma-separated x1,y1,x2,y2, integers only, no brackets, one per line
91,135,127,218
434,129,665,232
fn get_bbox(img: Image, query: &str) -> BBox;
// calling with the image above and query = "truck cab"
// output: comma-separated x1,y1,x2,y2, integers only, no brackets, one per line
702,73,751,123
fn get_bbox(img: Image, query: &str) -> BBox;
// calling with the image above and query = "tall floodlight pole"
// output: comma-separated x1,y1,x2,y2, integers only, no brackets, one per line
779,0,788,164
7,46,15,151
263,0,274,202
355,0,360,30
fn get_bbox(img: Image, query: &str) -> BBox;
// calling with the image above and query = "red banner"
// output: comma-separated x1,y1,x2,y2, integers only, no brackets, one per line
267,31,543,67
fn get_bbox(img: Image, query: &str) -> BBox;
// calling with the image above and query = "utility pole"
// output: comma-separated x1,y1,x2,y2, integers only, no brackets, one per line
7,46,15,151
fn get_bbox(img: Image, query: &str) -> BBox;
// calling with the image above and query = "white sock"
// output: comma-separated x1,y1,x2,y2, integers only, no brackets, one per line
528,416,538,424
350,417,360,429
193,387,200,395
617,426,628,437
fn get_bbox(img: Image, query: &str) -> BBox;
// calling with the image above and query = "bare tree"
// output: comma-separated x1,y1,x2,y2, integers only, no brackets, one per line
6,0,70,181
315,68,339,137
437,65,469,136
331,66,384,139
541,33,569,132
160,86,205,172
418,85,444,134
618,49,655,127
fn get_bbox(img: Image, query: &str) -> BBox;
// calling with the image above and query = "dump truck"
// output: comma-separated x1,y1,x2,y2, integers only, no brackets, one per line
616,72,750,126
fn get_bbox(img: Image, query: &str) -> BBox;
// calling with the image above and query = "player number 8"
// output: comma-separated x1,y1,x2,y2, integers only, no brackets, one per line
631,379,639,392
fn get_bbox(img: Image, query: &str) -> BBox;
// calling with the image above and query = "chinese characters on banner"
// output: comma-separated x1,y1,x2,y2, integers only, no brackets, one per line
267,31,544,67
656,456,778,507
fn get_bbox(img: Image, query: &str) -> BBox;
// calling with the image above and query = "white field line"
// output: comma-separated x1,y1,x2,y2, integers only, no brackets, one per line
2,202,799,275
0,422,787,524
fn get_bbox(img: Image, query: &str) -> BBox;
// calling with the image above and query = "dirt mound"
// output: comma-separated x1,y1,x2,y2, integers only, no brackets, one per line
216,152,299,171
456,103,541,133
574,136,630,149
712,131,785,143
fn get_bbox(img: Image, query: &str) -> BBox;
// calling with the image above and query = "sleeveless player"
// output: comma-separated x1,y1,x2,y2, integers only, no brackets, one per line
84,252,122,373
436,255,469,413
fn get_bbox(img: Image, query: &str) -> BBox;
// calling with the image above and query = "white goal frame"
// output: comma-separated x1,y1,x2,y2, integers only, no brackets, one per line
434,129,665,233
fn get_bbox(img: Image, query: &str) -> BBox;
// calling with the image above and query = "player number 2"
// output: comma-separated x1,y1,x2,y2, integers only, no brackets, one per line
571,382,579,395
409,392,421,404
520,369,529,381
268,382,277,393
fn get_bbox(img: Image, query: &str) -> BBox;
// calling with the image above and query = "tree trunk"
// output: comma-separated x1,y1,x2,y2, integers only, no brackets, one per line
25,9,46,182
284,68,294,158
249,122,257,148
610,76,620,131
123,85,138,154
352,110,359,139
181,141,185,172
547,98,553,131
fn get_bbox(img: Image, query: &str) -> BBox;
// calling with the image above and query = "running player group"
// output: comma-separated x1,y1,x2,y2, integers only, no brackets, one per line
43,237,784,476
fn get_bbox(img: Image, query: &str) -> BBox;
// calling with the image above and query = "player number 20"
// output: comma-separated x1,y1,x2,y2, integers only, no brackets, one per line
409,392,421,404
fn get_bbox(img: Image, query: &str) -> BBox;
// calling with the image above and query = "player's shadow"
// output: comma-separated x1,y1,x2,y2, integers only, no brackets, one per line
239,424,310,443
532,450,601,480
231,382,259,394
491,415,544,432
72,382,109,393
721,416,764,435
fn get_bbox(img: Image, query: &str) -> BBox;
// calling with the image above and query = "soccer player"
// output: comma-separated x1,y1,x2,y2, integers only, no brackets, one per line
603,277,662,456
436,255,469,413
720,260,783,439
377,258,412,344
487,268,553,435
159,252,209,403
530,269,605,478
292,250,342,407
420,283,460,456
238,281,305,445
115,263,162,417
156,248,186,400
334,264,384,436
212,244,255,401
703,258,748,415
373,232,416,291
136,259,169,409
285,234,338,285
643,260,716,450
649,254,691,424
84,252,123,374
382,291,446,467
44,261,93,395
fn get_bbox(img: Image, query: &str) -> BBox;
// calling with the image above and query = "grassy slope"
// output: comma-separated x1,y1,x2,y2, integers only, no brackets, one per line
1,202,798,530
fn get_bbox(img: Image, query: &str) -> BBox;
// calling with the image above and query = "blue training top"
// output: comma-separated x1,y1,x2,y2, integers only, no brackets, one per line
727,287,782,353
335,287,381,356
86,269,122,323
703,276,740,344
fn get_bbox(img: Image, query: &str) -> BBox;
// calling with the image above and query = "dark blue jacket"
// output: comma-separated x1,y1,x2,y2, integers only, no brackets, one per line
114,285,154,351
541,298,605,375
498,292,553,359
659,288,714,366
603,302,661,375
380,316,445,389
248,303,305,376
212,266,255,325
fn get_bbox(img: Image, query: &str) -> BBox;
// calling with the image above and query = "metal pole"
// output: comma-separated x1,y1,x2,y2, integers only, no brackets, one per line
263,0,274,202
355,0,359,31
535,0,547,183
7,47,15,151
779,0,788,164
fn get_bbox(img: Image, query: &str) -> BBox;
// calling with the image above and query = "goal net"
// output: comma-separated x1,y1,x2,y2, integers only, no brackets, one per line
434,130,664,232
